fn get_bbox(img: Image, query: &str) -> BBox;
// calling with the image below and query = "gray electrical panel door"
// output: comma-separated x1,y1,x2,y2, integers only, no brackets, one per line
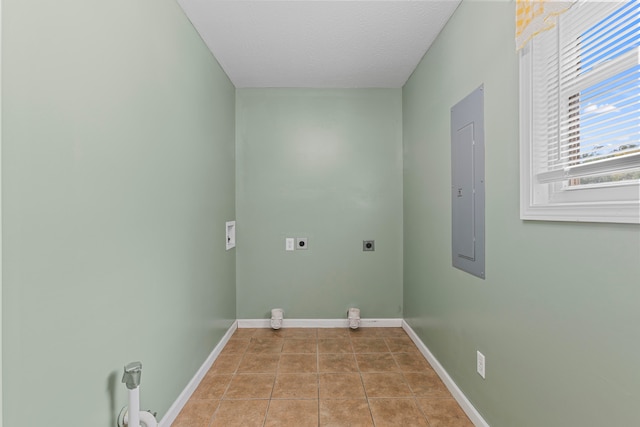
451,85,485,279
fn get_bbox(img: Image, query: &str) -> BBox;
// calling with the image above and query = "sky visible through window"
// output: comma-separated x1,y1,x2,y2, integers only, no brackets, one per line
578,0,639,167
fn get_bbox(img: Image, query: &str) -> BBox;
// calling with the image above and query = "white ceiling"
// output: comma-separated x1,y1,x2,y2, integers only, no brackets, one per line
177,0,461,88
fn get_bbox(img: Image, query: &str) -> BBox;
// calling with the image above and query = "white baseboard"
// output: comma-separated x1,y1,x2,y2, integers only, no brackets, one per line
236,318,403,328
402,320,490,427
159,321,238,427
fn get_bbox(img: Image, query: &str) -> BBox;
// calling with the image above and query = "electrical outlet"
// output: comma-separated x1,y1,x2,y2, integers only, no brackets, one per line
296,237,308,250
476,351,486,379
285,238,295,251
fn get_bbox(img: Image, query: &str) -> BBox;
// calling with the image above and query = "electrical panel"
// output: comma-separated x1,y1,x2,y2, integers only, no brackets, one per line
451,85,485,279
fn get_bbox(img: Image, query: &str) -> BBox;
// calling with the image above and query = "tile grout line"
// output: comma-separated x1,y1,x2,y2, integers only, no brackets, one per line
350,331,378,427
263,328,282,427
316,332,320,427
208,337,245,427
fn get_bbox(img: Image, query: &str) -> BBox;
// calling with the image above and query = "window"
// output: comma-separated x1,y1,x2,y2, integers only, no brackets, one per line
520,0,640,223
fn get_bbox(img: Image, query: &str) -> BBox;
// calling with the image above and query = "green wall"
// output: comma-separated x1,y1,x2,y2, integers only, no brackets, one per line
236,89,403,319
4,1,640,425
2,1,236,425
403,1,640,426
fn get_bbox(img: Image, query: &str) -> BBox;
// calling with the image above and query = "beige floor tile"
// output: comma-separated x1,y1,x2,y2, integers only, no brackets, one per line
369,398,429,427
317,328,350,339
278,353,317,373
417,398,474,427
356,353,399,372
232,328,258,338
282,339,317,353
285,328,318,339
318,353,359,373
237,353,280,373
264,399,319,427
385,336,419,352
209,354,242,374
223,373,275,399
318,338,353,353
350,338,390,353
191,373,232,400
361,372,412,398
210,399,268,427
172,399,218,427
393,352,432,372
377,327,409,338
221,338,250,354
247,337,284,353
404,371,451,397
350,328,388,338
272,373,318,399
178,328,469,427
253,328,287,338
319,373,366,399
319,399,374,427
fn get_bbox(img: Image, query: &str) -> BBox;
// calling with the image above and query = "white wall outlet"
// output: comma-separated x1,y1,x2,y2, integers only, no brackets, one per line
225,221,236,250
477,351,486,379
285,238,295,251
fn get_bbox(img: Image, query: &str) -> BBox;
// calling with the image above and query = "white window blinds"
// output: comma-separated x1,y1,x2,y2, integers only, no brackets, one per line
531,0,640,184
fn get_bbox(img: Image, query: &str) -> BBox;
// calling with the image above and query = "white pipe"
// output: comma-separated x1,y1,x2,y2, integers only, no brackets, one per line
271,308,284,329
348,308,360,329
123,409,158,427
128,387,140,427
119,361,157,427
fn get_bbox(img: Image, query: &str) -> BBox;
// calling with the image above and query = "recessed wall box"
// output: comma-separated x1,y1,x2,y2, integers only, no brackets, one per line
225,221,236,250
363,240,375,251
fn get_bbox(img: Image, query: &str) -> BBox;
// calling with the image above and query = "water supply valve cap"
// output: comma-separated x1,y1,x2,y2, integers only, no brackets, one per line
122,361,142,390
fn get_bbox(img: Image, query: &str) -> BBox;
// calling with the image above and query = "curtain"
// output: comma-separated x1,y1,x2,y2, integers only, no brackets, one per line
516,0,576,50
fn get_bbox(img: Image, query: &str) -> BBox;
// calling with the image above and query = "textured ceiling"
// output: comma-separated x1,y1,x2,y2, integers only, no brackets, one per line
177,0,461,88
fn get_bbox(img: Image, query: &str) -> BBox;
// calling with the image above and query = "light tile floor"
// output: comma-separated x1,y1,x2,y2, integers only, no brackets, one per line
172,327,474,427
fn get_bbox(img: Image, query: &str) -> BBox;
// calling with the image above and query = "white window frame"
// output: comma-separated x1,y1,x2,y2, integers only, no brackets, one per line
519,3,640,224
